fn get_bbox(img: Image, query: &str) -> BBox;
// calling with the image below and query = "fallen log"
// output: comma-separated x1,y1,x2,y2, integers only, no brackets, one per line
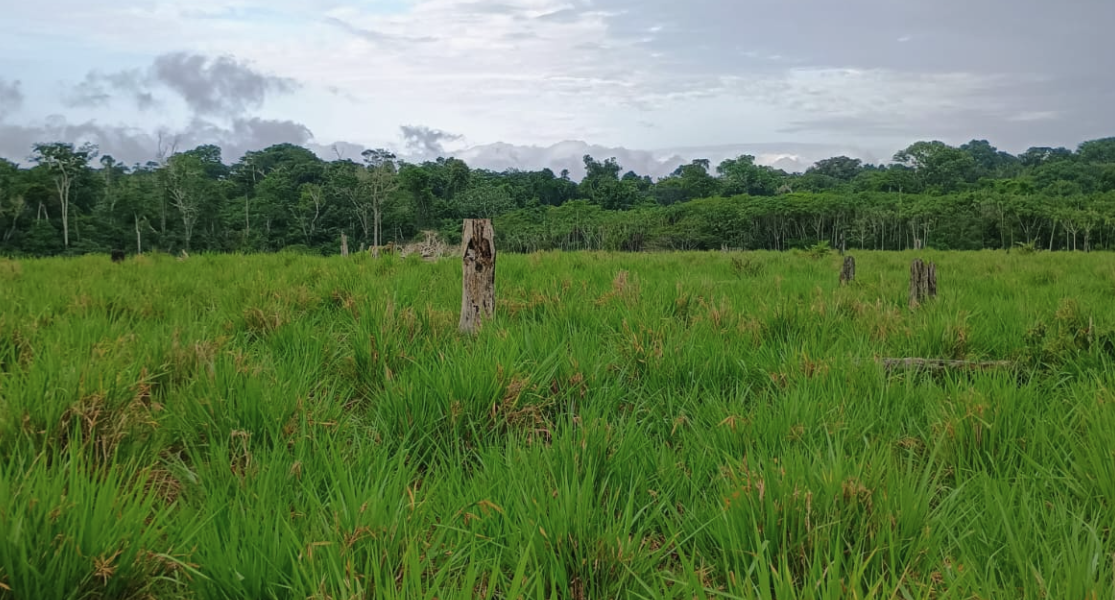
879,357,1016,372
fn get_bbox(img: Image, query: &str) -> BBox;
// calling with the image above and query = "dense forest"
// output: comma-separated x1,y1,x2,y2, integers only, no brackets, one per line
2,136,1114,257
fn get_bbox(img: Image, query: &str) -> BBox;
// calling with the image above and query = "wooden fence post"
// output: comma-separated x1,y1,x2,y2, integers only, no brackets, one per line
839,256,855,285
341,233,349,257
459,219,496,334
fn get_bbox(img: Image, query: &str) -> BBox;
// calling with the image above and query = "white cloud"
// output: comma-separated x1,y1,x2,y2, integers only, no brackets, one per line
1,0,1112,163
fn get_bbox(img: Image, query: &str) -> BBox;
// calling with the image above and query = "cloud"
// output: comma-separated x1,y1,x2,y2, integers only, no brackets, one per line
0,119,160,164
447,140,874,179
0,115,314,166
3,0,1114,163
61,52,298,119
399,125,463,157
306,140,368,162
65,69,154,110
0,79,23,119
535,8,581,23
322,17,438,45
151,52,299,117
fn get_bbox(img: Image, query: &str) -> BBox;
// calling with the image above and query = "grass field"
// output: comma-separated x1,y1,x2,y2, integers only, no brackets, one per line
1,249,1114,599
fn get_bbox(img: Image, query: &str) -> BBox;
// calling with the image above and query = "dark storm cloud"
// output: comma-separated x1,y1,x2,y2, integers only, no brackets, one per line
0,78,23,119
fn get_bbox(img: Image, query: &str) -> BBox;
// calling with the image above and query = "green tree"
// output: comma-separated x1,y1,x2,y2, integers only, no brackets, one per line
893,141,978,192
806,156,863,181
164,153,207,251
716,155,781,196
357,149,399,250
30,141,98,248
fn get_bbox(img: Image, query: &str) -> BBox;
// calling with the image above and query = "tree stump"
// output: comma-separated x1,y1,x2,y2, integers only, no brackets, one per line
111,249,125,263
341,233,349,257
459,219,496,335
908,259,937,308
839,256,855,285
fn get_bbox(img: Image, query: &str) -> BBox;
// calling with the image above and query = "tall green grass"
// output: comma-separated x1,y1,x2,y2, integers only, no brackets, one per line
1,249,1113,599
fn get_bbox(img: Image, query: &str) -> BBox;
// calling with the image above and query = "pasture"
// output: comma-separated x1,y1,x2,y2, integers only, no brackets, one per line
0,249,1113,599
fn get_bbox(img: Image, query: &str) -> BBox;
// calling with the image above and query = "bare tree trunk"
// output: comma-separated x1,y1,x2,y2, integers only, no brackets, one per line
56,177,71,248
373,202,381,255
459,219,496,335
135,213,142,254
341,233,349,257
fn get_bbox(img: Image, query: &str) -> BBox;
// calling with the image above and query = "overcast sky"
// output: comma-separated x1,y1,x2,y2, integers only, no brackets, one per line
1,0,1112,176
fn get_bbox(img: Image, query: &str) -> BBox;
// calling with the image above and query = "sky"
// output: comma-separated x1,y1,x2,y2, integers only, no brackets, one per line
0,0,1112,177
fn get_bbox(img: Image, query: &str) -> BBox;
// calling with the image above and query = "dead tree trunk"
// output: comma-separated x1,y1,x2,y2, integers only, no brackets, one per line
459,219,496,335
341,233,349,257
134,213,142,255
839,256,856,285
908,259,937,308
927,262,937,298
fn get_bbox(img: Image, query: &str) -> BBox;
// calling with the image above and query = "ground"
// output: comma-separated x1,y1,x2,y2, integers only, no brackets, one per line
0,249,1113,599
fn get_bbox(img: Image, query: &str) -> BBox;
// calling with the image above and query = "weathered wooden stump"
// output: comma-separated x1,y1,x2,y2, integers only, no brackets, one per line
839,256,855,285
110,249,125,263
341,233,349,258
459,219,495,335
908,259,937,308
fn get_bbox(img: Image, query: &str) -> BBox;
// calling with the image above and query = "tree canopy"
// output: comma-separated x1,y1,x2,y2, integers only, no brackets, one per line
2,135,1115,256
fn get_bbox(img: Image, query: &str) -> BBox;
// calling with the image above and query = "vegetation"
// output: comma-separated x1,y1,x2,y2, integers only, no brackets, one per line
3,136,1115,257
2,249,1114,598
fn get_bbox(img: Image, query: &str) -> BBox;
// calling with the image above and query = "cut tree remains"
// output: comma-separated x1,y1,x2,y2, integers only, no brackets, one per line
840,256,855,285
459,219,496,334
908,258,937,308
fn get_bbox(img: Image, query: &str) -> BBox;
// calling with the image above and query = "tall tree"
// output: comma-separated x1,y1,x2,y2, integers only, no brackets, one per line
893,141,978,192
165,153,206,251
717,155,781,196
358,149,400,250
31,142,97,248
806,156,863,181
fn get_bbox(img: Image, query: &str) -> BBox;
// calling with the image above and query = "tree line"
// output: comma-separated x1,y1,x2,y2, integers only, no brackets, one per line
2,136,1114,257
